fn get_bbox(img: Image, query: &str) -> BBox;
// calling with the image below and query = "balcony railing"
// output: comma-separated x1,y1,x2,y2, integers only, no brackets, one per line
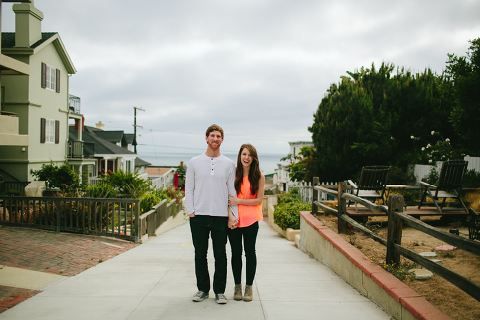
68,141,94,158
69,94,81,114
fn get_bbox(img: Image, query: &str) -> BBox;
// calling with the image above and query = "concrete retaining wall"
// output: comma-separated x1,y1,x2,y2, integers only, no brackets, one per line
299,211,452,320
140,210,187,243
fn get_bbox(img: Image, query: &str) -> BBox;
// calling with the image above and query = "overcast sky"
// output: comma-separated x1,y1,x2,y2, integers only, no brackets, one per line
2,0,479,158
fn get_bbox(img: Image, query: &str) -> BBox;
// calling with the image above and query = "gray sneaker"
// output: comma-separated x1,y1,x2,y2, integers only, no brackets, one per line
215,293,228,304
192,291,209,302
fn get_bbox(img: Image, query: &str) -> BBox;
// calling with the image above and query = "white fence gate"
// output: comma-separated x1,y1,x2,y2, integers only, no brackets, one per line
413,156,480,183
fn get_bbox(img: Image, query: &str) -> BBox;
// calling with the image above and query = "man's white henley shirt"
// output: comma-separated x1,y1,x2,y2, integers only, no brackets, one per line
185,153,239,219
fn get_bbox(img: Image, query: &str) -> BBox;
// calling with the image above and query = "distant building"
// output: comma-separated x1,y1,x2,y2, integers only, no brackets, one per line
288,141,314,160
69,123,150,182
273,141,313,193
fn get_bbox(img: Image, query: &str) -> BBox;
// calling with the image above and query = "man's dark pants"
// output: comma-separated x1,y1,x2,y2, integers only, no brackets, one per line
189,215,229,294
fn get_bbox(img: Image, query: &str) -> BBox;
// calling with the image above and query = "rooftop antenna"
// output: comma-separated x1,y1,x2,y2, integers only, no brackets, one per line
133,106,145,153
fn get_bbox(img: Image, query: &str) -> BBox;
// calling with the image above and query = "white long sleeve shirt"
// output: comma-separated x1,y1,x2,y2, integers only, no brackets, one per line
185,153,239,219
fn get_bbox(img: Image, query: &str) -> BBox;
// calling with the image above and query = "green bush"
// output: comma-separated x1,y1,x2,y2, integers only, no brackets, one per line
423,167,439,185
101,170,152,197
32,161,79,189
274,201,312,230
84,184,118,198
155,186,185,204
274,189,311,230
277,189,301,205
140,192,161,214
463,169,480,188
387,166,416,185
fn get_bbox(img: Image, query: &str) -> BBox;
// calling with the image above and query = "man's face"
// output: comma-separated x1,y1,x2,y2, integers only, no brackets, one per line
206,130,223,150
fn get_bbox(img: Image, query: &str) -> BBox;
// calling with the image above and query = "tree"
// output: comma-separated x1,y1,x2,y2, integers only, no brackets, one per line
280,146,315,182
446,38,480,156
308,62,456,182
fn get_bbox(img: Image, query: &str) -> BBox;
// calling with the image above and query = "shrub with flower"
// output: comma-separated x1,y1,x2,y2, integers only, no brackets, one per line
411,131,465,165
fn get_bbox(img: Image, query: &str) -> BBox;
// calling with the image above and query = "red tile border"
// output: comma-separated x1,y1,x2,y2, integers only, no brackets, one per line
299,212,452,320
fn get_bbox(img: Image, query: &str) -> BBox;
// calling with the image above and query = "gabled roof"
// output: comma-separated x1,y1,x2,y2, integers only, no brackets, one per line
95,130,124,144
135,158,151,167
1,32,76,74
123,133,136,145
1,32,56,49
69,126,136,156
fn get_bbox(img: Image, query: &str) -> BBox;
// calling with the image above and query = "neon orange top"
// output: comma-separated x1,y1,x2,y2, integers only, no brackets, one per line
237,176,263,228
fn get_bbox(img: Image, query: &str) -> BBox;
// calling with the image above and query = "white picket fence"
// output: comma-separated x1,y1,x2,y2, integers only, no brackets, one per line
287,180,337,203
88,176,103,185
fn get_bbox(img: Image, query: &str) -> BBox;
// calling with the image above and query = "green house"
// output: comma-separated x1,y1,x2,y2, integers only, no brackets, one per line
0,1,87,183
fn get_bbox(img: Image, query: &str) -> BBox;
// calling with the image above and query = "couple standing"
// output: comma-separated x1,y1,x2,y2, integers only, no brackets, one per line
185,124,264,304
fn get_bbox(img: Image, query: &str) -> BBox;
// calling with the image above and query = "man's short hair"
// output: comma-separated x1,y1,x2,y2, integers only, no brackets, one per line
206,124,224,139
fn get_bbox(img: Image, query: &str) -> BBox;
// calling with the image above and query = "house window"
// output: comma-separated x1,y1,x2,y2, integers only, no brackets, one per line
40,118,60,144
41,62,60,93
45,119,55,143
46,65,56,91
125,160,131,173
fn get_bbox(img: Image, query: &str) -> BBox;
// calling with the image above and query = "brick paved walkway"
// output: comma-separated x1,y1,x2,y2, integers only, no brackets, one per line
0,225,138,313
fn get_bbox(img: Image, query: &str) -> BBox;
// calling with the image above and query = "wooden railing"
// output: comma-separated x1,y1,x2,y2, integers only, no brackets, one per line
311,177,480,302
138,198,183,240
0,196,184,244
0,181,29,196
0,196,140,242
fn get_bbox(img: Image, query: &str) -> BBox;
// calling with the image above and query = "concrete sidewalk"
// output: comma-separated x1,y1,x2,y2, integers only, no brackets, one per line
0,221,392,320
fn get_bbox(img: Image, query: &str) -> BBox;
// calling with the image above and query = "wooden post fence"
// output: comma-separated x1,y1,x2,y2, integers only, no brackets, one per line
386,194,404,264
312,177,319,215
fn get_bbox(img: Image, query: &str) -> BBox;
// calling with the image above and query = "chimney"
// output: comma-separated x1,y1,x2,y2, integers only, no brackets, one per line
13,3,43,48
96,121,105,130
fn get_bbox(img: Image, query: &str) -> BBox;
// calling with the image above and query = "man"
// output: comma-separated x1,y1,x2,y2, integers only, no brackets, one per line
185,124,238,304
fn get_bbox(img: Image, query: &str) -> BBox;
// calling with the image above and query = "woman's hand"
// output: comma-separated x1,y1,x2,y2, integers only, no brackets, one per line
228,219,237,229
228,195,241,206
228,207,238,229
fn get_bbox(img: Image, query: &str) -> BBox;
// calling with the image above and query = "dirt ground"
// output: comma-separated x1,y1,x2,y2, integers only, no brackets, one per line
314,212,480,320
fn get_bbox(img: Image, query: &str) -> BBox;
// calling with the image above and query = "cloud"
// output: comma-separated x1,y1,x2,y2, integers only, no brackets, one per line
2,0,479,161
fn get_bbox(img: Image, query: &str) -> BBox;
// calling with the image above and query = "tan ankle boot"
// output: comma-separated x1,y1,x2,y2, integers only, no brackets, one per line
234,284,242,300
244,285,253,302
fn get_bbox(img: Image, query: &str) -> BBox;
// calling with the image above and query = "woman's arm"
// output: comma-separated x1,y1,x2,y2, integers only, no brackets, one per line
228,173,265,206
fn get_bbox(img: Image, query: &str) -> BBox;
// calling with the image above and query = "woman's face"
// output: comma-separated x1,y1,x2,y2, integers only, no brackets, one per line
240,148,253,168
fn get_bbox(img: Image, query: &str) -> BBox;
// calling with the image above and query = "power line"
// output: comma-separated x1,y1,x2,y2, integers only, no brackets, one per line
137,143,286,155
84,123,309,139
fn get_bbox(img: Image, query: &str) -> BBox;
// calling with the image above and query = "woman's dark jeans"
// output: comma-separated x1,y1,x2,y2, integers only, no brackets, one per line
228,222,259,286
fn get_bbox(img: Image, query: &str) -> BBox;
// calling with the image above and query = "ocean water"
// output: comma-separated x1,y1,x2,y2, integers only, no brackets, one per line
138,152,286,174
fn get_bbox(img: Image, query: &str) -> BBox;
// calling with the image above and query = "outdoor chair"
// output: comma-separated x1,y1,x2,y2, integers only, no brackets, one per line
467,209,480,241
347,165,391,211
418,160,468,213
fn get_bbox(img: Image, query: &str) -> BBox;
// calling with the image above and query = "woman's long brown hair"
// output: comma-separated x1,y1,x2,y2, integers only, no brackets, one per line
235,144,261,195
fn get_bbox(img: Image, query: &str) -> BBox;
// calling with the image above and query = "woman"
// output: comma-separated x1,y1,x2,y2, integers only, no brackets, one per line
227,143,265,302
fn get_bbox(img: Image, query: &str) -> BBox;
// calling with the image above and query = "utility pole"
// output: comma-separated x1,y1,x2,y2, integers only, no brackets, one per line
133,106,145,153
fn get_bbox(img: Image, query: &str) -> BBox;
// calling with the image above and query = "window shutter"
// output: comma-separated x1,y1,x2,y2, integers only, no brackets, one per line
55,120,60,144
41,63,47,89
56,69,60,93
40,118,46,143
